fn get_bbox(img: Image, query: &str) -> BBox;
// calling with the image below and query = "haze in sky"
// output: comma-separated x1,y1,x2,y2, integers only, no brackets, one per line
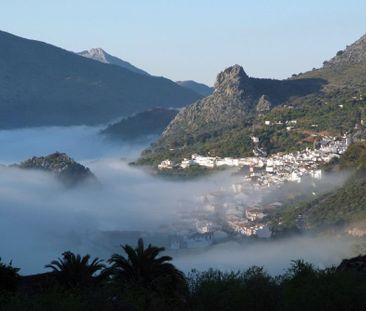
1,0,365,85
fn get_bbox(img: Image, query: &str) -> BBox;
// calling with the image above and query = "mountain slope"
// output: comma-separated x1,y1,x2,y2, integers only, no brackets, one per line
100,107,179,141
324,34,366,69
272,141,366,232
78,48,149,75
140,33,366,164
0,30,201,128
176,80,213,97
139,64,326,163
18,152,96,187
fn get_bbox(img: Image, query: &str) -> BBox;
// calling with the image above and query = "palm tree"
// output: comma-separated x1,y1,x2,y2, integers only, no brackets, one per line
108,238,187,308
45,251,106,289
0,258,20,292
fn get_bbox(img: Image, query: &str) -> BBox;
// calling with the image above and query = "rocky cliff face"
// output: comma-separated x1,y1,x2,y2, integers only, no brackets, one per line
256,95,272,113
159,65,255,146
19,152,96,186
214,65,253,98
324,33,366,68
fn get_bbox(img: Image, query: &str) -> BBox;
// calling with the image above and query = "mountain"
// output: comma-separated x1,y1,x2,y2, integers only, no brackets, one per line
78,48,149,75
18,152,96,187
323,34,366,68
139,64,326,164
166,66,255,140
176,80,213,97
100,107,179,141
140,33,366,165
271,141,366,234
0,30,201,128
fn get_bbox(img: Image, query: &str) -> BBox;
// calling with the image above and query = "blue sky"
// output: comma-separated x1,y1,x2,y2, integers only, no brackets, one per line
1,0,365,85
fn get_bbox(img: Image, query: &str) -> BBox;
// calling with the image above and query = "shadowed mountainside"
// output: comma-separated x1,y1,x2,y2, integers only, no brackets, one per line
0,30,201,128
100,107,179,141
176,80,214,97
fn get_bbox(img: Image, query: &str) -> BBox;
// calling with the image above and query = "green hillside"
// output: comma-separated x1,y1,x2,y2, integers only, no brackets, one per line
271,142,366,233
139,34,366,165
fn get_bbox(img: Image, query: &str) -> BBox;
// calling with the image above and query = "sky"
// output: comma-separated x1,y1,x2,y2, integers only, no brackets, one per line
1,0,366,85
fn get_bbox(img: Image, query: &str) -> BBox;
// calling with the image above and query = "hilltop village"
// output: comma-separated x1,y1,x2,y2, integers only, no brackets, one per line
159,135,349,187
161,135,350,249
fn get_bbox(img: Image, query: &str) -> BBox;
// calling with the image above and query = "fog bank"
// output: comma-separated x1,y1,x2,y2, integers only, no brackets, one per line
0,126,360,275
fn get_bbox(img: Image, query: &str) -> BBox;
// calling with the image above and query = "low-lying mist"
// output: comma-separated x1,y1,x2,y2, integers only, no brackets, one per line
0,125,148,163
172,235,356,275
0,126,360,275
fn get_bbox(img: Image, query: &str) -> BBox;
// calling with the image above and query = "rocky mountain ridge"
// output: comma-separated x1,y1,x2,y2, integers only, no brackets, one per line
146,63,324,156
140,32,366,164
324,33,366,68
161,65,253,143
78,48,149,75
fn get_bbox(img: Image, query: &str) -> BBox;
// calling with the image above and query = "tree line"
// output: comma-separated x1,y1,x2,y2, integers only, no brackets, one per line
1,238,366,310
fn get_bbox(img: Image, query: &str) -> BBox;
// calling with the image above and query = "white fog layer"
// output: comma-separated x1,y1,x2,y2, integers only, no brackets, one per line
0,126,358,275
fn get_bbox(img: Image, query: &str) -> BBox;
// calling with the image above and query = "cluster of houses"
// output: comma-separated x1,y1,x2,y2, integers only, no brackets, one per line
161,135,351,246
243,136,349,188
159,136,349,189
226,207,271,238
158,154,266,170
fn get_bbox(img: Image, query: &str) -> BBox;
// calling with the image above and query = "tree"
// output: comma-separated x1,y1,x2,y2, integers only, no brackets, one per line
0,258,20,293
45,251,105,289
108,238,187,309
188,267,279,311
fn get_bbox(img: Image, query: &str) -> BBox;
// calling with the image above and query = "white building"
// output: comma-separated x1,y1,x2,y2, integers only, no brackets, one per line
251,136,260,143
180,158,196,169
191,154,216,168
158,159,176,170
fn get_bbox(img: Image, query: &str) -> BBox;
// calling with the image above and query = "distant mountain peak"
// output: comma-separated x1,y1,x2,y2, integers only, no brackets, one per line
80,47,108,63
214,64,251,98
0,30,200,128
158,65,254,144
324,33,366,68
78,48,149,75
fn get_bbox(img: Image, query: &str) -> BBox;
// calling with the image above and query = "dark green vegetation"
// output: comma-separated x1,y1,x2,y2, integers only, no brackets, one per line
101,108,179,141
270,141,366,234
45,252,106,289
0,258,20,293
140,34,366,165
0,30,201,128
2,241,366,310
